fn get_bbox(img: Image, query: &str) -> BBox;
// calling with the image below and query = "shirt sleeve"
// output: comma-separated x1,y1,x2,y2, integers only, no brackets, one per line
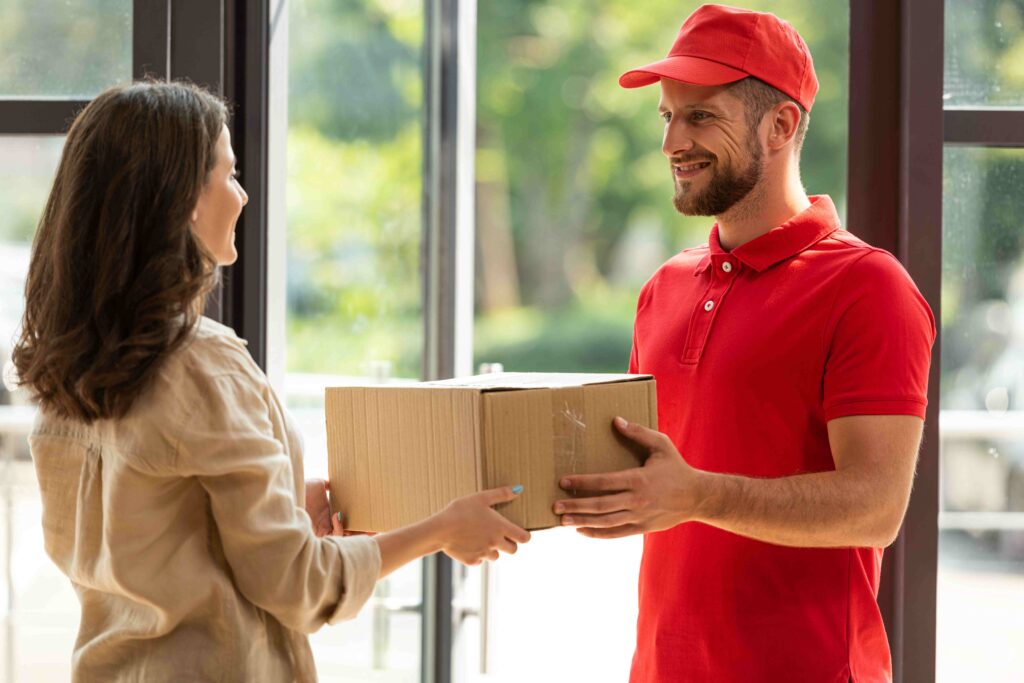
175,369,381,634
629,328,640,374
629,280,653,374
822,249,936,421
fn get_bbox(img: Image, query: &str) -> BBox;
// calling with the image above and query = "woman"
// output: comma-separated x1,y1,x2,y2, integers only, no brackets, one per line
12,81,530,682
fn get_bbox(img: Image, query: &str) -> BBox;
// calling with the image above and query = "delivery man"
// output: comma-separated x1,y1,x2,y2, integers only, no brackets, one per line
552,5,935,682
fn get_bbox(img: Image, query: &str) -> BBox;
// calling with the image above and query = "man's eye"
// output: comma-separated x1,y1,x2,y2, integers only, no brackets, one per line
690,111,711,122
661,112,672,123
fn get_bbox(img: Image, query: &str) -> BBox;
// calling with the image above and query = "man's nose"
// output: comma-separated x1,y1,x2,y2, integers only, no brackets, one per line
663,124,695,158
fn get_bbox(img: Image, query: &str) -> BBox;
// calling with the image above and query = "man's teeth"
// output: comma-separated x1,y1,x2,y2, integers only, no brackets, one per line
678,162,711,171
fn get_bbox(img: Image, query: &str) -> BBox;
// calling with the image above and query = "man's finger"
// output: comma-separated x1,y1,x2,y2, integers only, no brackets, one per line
613,416,672,451
560,470,634,493
577,523,644,539
553,491,632,516
561,510,635,529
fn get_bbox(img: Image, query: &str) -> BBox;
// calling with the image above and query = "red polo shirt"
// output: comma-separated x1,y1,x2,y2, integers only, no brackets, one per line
628,196,934,683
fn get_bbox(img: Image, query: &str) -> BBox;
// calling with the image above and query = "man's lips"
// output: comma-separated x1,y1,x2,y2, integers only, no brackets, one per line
673,160,712,179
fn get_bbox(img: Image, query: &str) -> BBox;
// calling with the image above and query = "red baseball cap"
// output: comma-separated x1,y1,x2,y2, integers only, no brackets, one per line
619,4,819,112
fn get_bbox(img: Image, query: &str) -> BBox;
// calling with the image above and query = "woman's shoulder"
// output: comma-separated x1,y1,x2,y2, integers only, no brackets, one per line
146,316,268,419
169,316,262,380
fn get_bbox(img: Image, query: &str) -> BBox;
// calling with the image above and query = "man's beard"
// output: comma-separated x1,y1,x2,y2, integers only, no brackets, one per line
672,140,763,217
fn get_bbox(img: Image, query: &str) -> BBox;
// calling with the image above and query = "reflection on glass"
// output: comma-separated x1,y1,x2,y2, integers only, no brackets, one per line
0,1,132,97
469,1,848,681
939,147,1024,683
0,136,80,683
284,1,424,681
944,0,1024,107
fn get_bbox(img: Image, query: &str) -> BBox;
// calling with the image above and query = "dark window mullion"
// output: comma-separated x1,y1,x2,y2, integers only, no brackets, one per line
944,109,1024,147
0,100,88,135
848,2,944,682
220,0,268,368
133,0,170,80
896,1,944,683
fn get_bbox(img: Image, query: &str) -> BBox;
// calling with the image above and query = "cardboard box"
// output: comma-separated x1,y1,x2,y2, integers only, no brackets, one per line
325,373,657,532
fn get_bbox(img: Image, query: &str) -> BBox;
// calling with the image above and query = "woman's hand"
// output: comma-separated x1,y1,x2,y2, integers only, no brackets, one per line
430,486,532,565
304,478,343,537
373,485,531,579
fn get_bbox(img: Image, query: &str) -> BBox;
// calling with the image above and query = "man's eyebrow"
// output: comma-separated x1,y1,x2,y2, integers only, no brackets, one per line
684,102,723,113
658,102,725,113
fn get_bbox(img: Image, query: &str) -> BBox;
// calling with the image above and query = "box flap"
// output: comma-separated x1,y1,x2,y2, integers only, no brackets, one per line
425,372,652,391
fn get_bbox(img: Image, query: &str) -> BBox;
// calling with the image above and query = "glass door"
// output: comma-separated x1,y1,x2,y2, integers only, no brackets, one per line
462,1,849,679
268,1,427,680
938,3,1024,679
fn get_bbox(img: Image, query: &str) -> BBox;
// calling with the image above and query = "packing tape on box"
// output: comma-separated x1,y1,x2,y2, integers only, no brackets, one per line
553,390,586,497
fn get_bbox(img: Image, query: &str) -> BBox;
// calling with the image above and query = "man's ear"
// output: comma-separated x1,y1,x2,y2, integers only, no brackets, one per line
191,208,199,224
766,101,802,152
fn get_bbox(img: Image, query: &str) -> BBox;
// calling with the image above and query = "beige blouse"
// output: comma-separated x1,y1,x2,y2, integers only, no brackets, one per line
29,316,381,682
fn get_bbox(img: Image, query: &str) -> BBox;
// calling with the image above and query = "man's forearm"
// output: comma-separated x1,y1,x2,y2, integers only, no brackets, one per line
694,468,901,548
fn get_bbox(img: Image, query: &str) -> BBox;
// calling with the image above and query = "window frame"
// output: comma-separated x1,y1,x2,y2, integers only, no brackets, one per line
847,2,944,681
1,1,987,681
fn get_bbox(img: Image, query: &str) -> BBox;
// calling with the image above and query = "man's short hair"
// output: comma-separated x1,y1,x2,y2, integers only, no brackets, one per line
727,77,810,152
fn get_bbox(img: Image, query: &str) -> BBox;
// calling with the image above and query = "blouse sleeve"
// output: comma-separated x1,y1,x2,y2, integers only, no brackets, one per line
174,368,381,634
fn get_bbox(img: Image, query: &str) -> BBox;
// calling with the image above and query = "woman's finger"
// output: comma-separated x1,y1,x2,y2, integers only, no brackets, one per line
479,485,523,507
331,511,345,536
500,519,531,544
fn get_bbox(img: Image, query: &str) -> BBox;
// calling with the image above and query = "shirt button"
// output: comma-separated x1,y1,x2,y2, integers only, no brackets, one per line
722,261,733,273
703,300,714,312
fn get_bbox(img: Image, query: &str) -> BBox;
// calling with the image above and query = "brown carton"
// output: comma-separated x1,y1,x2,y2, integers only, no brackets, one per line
325,372,657,532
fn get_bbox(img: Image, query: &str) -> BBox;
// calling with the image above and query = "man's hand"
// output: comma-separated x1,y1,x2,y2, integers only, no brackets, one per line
553,417,707,538
305,478,344,537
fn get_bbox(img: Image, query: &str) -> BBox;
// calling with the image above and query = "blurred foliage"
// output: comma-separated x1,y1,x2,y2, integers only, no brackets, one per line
6,0,1019,383
474,287,638,373
285,0,851,377
0,0,131,96
945,0,1024,106
0,138,63,244
940,0,1024,405
941,148,1024,404
474,0,848,307
286,0,423,377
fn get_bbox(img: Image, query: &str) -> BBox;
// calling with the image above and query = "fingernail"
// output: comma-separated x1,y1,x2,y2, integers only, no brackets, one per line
562,515,574,525
336,512,342,522
560,478,571,489
512,484,524,495
615,416,628,428
553,502,565,513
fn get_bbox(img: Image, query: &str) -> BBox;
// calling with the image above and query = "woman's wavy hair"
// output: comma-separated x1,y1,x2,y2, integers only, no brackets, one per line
12,81,228,423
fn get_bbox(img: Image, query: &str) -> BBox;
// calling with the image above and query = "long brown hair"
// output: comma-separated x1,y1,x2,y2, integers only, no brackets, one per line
13,81,228,423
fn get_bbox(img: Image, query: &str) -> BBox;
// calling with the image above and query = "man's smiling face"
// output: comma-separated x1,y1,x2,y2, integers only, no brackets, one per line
658,79,764,217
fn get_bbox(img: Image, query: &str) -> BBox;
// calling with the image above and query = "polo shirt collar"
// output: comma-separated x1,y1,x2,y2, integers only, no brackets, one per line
693,195,841,276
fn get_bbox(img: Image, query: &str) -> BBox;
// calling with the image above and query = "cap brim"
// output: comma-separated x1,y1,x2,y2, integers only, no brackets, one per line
619,55,748,89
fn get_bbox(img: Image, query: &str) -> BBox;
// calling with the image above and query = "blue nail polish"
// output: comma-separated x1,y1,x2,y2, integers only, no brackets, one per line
336,512,342,522
512,484,524,495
